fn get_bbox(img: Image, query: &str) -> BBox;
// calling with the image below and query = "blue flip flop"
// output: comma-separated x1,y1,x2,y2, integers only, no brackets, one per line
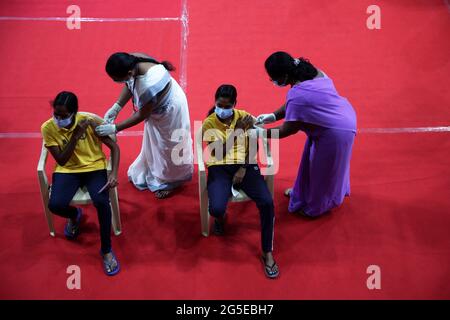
100,250,121,276
64,208,82,240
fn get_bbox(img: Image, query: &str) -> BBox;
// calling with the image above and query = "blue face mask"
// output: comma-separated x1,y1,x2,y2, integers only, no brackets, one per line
272,80,286,87
53,113,73,128
215,105,234,119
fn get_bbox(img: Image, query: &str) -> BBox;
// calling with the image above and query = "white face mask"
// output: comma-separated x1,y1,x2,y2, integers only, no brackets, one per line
53,113,73,128
215,105,234,119
114,78,130,84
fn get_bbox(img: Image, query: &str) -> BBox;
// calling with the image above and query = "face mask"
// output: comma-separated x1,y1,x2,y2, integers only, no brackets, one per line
54,113,73,128
114,78,130,84
272,80,287,87
215,105,234,119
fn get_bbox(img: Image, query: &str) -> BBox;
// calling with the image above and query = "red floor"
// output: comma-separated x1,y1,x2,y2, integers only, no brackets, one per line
0,0,449,299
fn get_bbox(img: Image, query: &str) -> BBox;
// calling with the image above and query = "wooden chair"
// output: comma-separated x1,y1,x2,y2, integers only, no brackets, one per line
37,112,122,237
196,127,274,237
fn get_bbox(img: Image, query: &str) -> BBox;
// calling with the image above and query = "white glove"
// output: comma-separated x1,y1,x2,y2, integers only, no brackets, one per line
95,124,117,136
256,113,276,124
104,103,122,124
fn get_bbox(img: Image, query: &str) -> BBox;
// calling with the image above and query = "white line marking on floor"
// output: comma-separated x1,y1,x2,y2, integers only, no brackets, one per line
179,0,189,91
358,126,450,133
1,127,449,139
0,16,180,22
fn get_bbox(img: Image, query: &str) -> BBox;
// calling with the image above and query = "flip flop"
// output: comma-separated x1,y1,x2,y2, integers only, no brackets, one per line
100,250,120,276
155,190,172,199
64,208,82,240
260,255,280,279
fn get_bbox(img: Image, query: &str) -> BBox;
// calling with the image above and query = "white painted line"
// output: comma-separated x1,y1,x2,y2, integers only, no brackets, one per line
359,126,450,133
179,0,189,91
0,16,181,22
0,131,144,138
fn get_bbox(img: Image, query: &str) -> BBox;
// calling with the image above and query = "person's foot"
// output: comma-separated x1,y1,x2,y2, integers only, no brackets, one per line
284,188,292,197
261,252,280,279
101,251,120,276
64,208,82,240
154,190,173,199
213,217,225,235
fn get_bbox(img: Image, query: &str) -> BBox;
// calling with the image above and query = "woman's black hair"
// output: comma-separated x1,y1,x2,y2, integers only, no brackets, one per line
105,52,175,78
52,91,78,114
264,51,318,83
207,84,238,116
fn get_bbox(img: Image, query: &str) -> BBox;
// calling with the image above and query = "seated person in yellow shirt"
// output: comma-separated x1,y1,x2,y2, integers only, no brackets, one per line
201,84,279,279
41,91,121,276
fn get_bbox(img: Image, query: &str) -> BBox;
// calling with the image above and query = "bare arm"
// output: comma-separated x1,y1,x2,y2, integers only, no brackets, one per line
47,137,79,167
273,104,286,121
100,136,120,177
266,120,305,139
115,102,153,132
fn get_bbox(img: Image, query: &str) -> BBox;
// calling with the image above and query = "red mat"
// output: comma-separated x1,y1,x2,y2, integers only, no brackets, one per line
0,0,449,299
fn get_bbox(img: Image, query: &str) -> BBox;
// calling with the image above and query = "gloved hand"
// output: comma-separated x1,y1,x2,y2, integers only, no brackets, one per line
256,113,276,124
104,103,122,123
95,124,117,136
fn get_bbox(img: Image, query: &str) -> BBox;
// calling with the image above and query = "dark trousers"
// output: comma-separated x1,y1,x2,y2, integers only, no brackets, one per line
207,164,275,253
48,169,112,254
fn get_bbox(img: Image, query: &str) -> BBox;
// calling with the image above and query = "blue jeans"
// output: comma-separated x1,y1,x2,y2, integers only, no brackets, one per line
48,169,112,254
207,164,275,253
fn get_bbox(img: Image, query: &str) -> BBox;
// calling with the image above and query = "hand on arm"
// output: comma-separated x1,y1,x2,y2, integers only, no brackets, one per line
47,120,89,166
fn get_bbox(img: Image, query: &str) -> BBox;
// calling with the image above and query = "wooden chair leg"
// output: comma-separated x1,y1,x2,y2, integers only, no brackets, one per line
109,187,122,236
198,172,209,237
200,197,210,237
41,186,55,237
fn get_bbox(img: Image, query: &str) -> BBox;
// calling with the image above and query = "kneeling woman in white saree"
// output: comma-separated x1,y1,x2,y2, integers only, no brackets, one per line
96,52,193,199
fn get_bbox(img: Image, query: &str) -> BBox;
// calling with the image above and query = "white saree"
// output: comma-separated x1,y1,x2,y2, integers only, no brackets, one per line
125,65,193,191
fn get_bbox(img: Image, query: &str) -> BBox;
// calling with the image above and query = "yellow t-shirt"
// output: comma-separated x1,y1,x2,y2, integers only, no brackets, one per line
41,113,107,173
201,109,253,167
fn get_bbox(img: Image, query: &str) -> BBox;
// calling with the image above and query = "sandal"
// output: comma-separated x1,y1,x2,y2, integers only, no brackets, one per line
64,208,82,240
100,250,120,276
260,255,280,279
155,190,172,199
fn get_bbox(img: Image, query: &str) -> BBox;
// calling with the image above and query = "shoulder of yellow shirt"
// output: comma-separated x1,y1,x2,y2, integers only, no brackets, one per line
202,108,254,128
41,113,103,135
